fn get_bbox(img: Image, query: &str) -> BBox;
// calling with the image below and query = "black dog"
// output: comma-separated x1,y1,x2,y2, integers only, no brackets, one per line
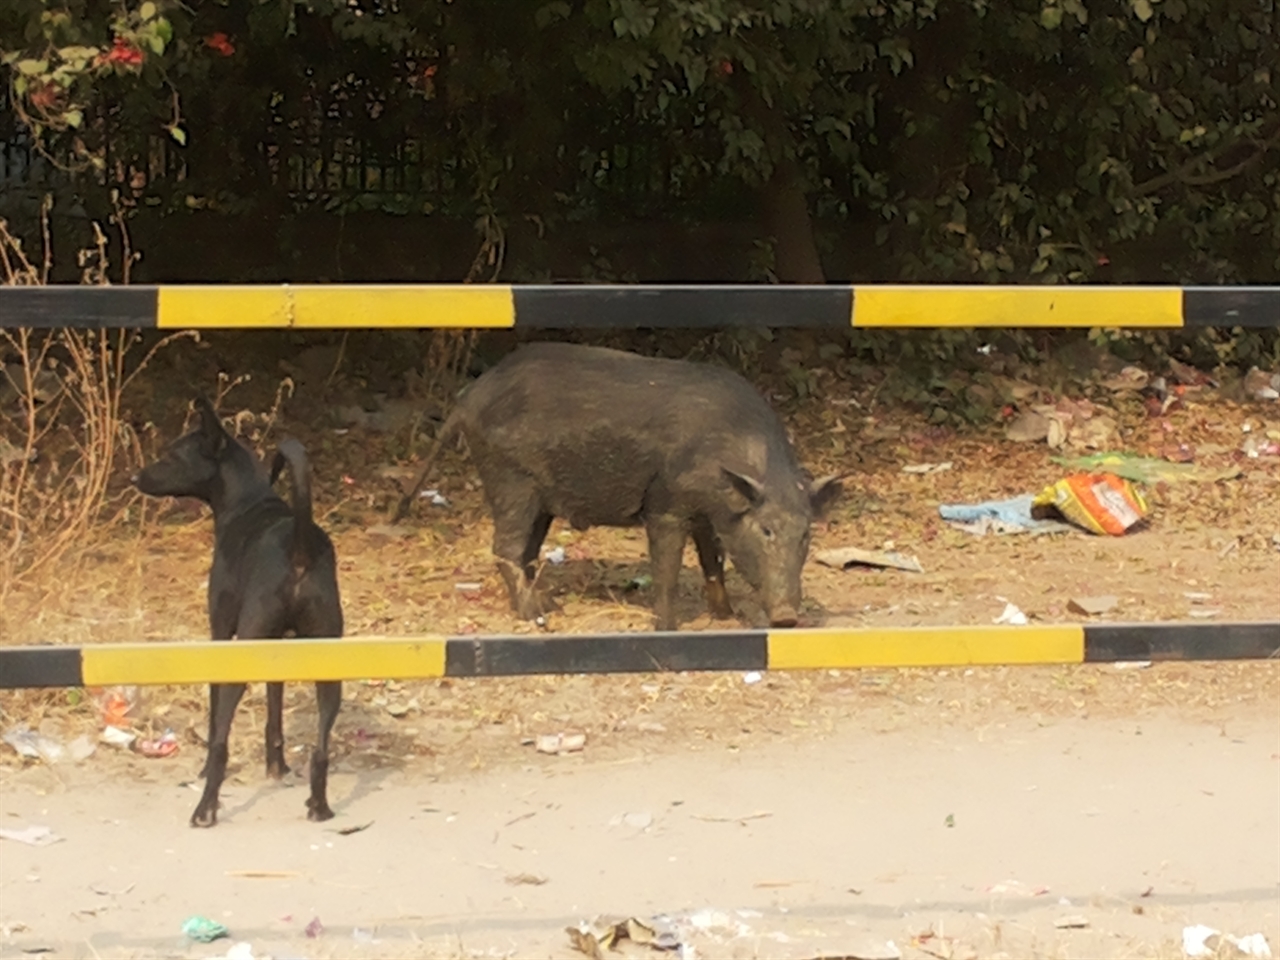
134,397,344,827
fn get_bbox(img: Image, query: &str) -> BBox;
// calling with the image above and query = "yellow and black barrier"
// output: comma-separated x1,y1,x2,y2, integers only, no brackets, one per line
1,283,1278,330
2,622,1277,690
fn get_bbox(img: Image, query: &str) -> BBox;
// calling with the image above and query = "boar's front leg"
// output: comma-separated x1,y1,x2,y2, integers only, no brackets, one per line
646,513,688,632
489,479,555,620
691,515,734,621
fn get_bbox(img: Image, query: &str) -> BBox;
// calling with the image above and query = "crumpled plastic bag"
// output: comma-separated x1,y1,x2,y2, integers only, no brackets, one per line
1033,473,1148,536
938,494,1076,536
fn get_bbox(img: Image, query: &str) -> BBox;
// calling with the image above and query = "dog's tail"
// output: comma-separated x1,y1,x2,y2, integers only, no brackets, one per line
389,407,465,523
271,438,316,563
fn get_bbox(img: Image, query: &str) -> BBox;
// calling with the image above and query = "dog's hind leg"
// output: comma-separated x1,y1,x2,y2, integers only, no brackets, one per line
265,683,289,779
191,681,246,828
307,680,342,822
297,585,344,823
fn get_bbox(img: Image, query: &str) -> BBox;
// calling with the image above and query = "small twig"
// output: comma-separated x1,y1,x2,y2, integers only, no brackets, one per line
39,195,53,285
325,332,350,388
225,870,302,879
110,191,140,286
690,810,774,824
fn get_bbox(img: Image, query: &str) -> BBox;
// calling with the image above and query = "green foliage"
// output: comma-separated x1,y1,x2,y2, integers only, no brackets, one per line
1,0,179,168
0,0,1277,285
1090,325,1280,372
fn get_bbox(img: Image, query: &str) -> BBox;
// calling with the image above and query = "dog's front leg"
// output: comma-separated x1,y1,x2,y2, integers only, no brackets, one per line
192,681,245,828
199,685,218,779
204,603,237,780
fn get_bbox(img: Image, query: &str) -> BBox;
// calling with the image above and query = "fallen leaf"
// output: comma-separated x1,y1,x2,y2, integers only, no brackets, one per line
1006,411,1051,443
505,872,548,886
1067,595,1118,616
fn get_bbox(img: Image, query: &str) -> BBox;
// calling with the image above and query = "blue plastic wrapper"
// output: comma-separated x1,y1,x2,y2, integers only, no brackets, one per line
182,915,230,943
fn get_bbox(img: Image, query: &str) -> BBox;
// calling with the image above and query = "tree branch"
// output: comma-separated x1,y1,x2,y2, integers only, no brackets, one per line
1133,120,1280,196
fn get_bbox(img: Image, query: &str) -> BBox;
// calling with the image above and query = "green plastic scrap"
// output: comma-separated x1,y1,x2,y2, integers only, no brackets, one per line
1052,452,1241,485
182,915,230,943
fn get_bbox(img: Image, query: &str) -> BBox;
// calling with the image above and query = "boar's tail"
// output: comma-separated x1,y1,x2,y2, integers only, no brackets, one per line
270,437,316,568
390,408,464,522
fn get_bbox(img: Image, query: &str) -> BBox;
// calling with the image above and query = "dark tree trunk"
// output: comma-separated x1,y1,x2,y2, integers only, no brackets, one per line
763,155,825,283
732,74,826,284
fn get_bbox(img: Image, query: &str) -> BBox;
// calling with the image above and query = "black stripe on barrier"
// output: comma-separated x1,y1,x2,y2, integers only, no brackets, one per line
511,285,852,328
0,286,159,329
0,646,84,689
444,631,768,677
2,622,1279,690
1083,622,1280,662
1183,288,1280,328
2,284,1280,330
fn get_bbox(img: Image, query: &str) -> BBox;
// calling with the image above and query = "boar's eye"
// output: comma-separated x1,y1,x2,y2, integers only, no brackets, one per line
762,526,774,539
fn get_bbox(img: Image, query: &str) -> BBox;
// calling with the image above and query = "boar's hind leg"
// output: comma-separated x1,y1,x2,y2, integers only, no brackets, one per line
490,482,554,620
691,516,734,621
645,514,688,632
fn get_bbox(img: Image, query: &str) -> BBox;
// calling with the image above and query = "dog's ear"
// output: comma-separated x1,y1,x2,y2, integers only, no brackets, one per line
195,395,228,453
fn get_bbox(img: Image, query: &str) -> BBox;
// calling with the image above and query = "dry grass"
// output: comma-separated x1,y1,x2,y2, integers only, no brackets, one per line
0,203,194,629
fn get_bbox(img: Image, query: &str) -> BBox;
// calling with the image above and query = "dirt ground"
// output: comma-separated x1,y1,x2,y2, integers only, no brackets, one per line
1,349,1279,959
1,700,1278,960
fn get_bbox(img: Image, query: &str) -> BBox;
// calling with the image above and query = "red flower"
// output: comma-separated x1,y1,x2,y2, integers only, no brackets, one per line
104,38,145,67
28,82,62,111
1096,254,1111,266
718,60,733,76
423,64,437,78
205,32,235,57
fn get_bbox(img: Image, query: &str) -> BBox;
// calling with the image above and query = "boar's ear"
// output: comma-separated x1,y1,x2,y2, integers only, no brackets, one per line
809,474,843,517
269,448,287,487
195,395,228,453
722,467,765,508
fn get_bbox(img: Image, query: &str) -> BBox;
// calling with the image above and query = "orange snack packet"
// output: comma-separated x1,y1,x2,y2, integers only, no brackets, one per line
1033,473,1149,536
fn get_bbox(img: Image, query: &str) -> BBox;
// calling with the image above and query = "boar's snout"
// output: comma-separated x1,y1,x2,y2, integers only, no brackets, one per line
768,605,800,629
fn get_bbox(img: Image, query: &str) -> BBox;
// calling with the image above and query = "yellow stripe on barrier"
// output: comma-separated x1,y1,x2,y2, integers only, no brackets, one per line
157,287,292,328
156,285,516,329
81,637,448,686
852,285,1183,328
290,285,514,328
767,626,1085,670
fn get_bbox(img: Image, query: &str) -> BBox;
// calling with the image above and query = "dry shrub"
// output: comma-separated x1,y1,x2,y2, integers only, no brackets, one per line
0,202,191,629
401,329,477,455
420,330,476,405
212,369,296,460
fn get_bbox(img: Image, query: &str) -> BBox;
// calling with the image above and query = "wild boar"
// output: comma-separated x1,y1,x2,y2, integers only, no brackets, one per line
396,342,841,630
